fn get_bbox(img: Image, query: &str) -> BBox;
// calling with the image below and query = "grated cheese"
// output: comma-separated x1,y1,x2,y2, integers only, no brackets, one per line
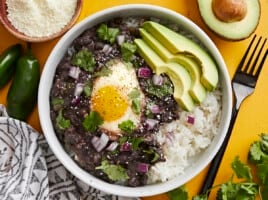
6,0,77,37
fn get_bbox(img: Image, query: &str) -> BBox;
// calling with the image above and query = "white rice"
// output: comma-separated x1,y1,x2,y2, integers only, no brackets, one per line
148,89,222,183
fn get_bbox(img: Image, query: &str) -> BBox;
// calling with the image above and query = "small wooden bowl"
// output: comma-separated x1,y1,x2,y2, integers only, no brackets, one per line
0,0,83,42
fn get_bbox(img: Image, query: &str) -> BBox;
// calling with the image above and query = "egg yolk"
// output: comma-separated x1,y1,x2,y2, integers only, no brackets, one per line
91,85,128,121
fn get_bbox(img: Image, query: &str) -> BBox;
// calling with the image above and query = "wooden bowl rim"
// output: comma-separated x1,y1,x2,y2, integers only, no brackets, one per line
0,0,83,42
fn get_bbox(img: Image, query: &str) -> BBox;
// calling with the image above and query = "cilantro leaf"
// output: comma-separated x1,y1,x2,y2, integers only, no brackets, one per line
128,88,141,114
167,185,188,200
129,137,143,151
143,148,160,163
82,111,103,132
145,78,173,98
118,120,136,134
257,162,268,185
93,65,112,78
96,23,119,44
51,98,64,110
248,141,263,164
71,49,96,72
56,109,71,130
83,82,93,97
128,88,140,99
217,181,240,200
231,156,252,181
96,160,129,182
261,185,268,199
260,133,268,154
131,98,141,114
192,194,208,200
121,42,137,62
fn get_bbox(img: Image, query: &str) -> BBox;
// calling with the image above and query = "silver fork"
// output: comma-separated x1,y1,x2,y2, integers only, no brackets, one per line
200,34,268,195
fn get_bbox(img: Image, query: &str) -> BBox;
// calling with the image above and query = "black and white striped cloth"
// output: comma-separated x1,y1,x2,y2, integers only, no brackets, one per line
0,105,138,200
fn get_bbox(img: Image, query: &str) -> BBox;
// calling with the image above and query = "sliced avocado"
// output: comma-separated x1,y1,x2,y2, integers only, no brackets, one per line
197,0,260,40
135,38,195,111
141,21,218,91
134,39,165,74
139,28,207,103
157,62,195,111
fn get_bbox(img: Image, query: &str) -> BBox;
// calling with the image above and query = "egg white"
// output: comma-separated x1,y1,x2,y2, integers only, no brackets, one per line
90,60,145,136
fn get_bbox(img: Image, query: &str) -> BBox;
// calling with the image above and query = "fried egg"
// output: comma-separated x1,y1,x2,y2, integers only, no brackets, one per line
90,60,145,136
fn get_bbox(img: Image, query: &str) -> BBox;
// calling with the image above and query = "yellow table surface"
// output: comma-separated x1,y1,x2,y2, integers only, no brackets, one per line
1,1,268,199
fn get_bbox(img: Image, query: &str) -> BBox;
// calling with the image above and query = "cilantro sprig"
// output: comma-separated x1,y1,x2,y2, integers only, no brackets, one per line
96,23,119,44
82,111,103,132
96,160,129,182
168,133,268,200
71,49,96,72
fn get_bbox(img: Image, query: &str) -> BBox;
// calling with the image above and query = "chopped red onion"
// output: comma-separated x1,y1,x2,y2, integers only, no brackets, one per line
106,141,119,151
145,118,158,130
152,74,163,85
102,44,112,55
91,133,109,152
149,104,161,114
74,83,85,96
187,115,195,124
137,162,149,173
69,66,81,79
71,96,81,106
120,142,131,152
137,67,151,78
116,35,125,45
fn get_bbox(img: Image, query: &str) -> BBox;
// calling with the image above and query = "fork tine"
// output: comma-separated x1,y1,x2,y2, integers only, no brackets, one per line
249,37,267,75
255,49,268,78
243,36,262,73
237,34,256,72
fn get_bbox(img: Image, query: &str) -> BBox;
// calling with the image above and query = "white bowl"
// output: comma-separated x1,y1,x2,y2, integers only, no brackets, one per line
38,4,232,197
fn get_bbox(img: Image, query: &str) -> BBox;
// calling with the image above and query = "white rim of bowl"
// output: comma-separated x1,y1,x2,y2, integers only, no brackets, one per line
38,4,232,197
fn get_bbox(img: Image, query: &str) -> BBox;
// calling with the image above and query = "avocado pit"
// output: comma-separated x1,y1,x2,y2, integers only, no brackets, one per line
212,0,247,22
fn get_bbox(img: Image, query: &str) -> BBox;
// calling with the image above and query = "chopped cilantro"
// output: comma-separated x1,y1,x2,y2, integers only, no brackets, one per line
143,148,160,163
129,137,143,151
96,23,119,44
51,98,64,106
51,98,64,110
56,109,71,130
145,78,173,98
118,120,136,134
93,65,112,78
83,82,93,97
128,88,140,99
71,49,96,72
82,111,103,132
167,185,188,200
128,88,141,114
131,99,141,115
96,160,129,182
121,42,137,62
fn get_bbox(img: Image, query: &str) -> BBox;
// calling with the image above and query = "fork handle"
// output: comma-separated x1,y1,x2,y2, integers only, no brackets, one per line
200,106,238,195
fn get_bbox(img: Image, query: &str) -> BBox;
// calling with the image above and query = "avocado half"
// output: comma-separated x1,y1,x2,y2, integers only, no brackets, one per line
197,0,260,40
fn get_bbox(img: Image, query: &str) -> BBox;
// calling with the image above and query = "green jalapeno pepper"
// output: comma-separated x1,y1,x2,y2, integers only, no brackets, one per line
0,44,22,88
7,48,40,121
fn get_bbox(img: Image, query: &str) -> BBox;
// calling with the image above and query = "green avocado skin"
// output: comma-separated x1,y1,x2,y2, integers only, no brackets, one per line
197,0,260,40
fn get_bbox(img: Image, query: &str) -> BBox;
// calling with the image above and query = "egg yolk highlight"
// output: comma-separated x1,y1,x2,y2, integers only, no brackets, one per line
91,86,128,121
